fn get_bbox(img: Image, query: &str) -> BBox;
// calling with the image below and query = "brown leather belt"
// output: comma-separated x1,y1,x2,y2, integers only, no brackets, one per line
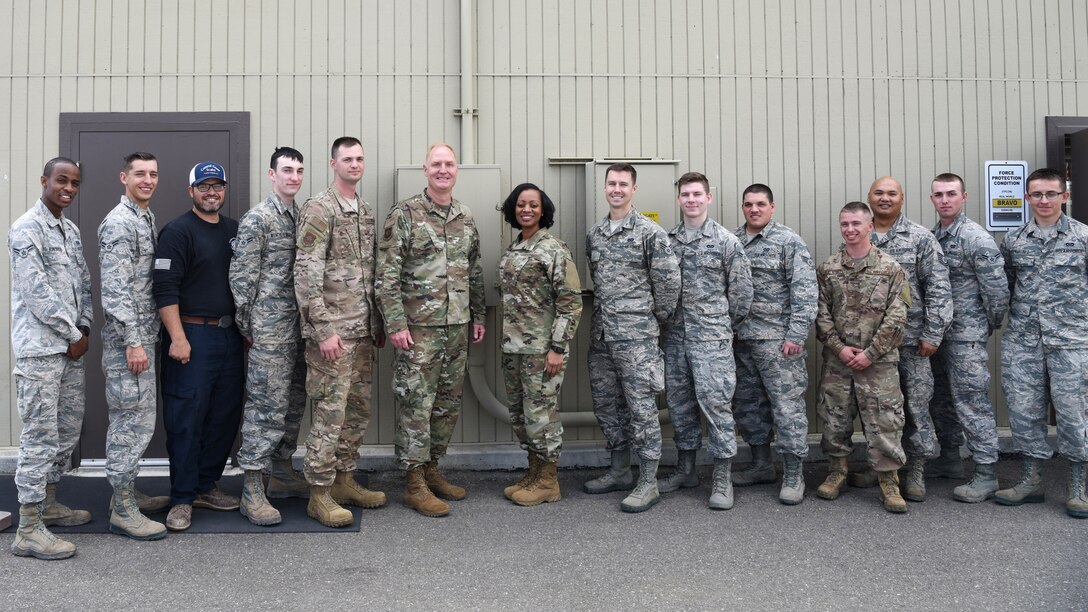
180,315,234,328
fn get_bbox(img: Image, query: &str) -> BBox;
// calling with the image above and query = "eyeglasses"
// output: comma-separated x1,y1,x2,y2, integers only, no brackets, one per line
1027,191,1064,201
194,183,226,193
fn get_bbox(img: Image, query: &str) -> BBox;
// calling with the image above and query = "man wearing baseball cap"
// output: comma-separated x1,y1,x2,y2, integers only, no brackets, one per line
152,161,245,531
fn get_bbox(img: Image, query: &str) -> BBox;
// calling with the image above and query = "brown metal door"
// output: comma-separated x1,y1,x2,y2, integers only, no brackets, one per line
1071,128,1088,224
60,112,250,464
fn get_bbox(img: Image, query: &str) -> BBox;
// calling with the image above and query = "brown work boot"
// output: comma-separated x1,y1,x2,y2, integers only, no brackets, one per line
110,485,167,541
307,485,353,528
330,471,387,509
504,454,542,500
512,460,562,506
404,466,450,517
267,459,310,499
240,470,282,526
11,503,77,560
424,461,467,500
41,483,91,527
816,456,849,500
165,504,192,531
878,470,908,513
193,487,240,511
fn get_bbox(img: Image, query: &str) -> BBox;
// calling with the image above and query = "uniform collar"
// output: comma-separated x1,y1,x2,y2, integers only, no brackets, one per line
596,208,640,235
331,188,359,214
510,228,549,250
1024,213,1071,237
34,199,64,228
669,218,715,243
423,188,463,220
267,192,298,221
933,212,966,240
737,219,777,244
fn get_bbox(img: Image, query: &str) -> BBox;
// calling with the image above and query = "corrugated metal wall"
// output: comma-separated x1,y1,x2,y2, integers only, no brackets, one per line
3,0,1087,448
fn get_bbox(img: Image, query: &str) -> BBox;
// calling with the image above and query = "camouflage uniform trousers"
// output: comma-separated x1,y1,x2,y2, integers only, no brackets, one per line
817,357,907,471
898,349,938,460
1001,341,1088,462
930,341,999,464
501,352,567,462
393,324,469,470
14,354,85,504
733,339,810,458
664,338,737,459
103,345,157,489
237,340,307,472
303,337,374,485
588,336,664,461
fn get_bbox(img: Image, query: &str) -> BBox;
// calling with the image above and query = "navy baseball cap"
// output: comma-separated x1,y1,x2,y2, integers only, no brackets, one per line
189,161,227,185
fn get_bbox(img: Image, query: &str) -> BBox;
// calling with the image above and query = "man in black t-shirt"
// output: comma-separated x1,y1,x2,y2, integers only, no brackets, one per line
152,161,244,532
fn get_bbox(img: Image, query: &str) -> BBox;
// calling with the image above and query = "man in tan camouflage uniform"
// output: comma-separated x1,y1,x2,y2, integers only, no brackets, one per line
376,143,486,518
582,163,681,514
294,137,386,527
230,146,311,526
9,157,93,560
99,152,171,541
815,201,911,513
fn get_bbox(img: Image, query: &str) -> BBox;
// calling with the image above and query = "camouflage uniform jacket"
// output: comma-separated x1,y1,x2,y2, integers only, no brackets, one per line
498,229,583,354
816,246,910,364
1001,214,1088,349
376,189,485,332
293,187,379,342
664,218,754,342
871,213,952,346
586,208,680,341
8,199,94,358
932,212,1009,342
733,220,817,344
230,193,302,343
98,195,159,348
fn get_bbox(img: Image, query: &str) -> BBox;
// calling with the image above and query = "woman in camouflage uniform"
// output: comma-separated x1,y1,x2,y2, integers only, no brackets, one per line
497,183,583,506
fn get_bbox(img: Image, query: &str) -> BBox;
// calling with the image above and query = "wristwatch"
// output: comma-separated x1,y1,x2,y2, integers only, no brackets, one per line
550,343,566,355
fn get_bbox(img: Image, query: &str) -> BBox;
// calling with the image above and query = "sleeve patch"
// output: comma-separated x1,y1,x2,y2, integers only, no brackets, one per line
154,258,171,270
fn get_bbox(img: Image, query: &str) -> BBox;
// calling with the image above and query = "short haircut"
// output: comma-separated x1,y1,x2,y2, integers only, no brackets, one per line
123,152,157,172
426,143,458,163
331,136,362,160
270,146,304,170
932,172,965,191
676,172,710,194
605,163,637,185
43,157,79,178
1026,167,1067,191
501,183,556,230
742,183,774,202
840,201,873,220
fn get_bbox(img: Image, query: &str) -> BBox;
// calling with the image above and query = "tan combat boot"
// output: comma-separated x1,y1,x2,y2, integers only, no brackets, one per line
267,459,310,499
110,485,168,540
424,461,467,500
240,470,282,526
41,483,91,526
330,471,387,508
512,460,562,506
307,485,353,528
816,456,849,500
878,470,908,513
404,466,450,517
504,454,542,500
11,503,76,560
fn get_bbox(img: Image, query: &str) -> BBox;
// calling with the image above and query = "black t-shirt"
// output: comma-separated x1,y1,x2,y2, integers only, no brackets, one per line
153,210,239,317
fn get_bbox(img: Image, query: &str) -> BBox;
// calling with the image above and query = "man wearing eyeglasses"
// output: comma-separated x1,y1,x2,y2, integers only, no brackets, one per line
153,162,245,531
997,168,1088,518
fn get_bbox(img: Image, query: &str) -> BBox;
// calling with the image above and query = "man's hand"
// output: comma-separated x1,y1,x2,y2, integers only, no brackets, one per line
545,350,564,377
917,340,938,357
846,350,872,371
66,333,89,361
837,346,862,365
781,340,804,356
389,329,414,351
319,334,346,361
472,323,486,344
169,337,192,364
126,345,149,374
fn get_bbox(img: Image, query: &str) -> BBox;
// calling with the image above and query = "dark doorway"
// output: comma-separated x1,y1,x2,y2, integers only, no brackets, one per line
59,112,250,465
1070,128,1088,225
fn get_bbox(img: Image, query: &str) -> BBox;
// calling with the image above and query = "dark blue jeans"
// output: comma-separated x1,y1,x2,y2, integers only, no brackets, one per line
161,322,244,505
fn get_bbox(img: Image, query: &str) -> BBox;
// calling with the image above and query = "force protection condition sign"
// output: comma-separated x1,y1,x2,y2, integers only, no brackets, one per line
984,161,1028,231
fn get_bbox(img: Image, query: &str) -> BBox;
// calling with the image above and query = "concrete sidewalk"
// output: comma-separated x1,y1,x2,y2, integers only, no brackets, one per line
1,457,1085,610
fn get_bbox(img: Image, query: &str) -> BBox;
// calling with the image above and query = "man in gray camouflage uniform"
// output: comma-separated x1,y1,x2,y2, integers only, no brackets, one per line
997,168,1088,518
926,173,1009,503
731,183,817,505
657,172,752,510
9,157,93,560
377,143,486,518
583,163,681,513
99,152,171,541
294,137,387,527
859,176,952,501
230,146,311,526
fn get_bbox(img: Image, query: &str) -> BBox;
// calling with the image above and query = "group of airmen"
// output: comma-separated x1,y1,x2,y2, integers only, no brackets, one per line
6,139,1087,562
